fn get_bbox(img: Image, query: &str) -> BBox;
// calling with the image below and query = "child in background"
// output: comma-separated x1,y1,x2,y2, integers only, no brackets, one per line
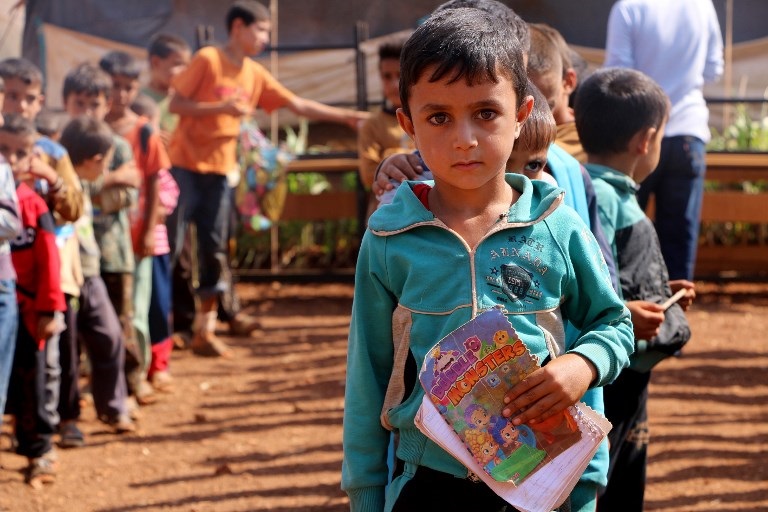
342,9,634,510
101,50,176,394
357,38,415,219
62,63,146,408
34,108,69,142
1,114,66,487
527,23,585,163
574,68,695,511
141,33,191,147
0,80,22,434
506,81,558,185
167,0,368,358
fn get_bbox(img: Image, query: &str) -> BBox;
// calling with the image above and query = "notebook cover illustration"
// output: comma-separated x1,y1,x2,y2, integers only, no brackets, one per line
418,307,582,484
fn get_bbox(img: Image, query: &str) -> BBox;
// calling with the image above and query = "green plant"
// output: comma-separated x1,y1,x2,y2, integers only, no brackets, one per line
709,99,768,152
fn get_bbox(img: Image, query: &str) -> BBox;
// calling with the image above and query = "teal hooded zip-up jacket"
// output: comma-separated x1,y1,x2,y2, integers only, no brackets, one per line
342,173,634,512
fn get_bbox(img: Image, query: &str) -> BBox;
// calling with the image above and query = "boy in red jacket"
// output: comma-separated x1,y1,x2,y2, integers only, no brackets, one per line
0,114,65,487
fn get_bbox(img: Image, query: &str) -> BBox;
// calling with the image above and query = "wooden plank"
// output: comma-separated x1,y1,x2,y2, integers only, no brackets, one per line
696,245,768,276
706,169,768,182
707,152,768,168
700,192,768,223
286,158,359,173
280,191,358,221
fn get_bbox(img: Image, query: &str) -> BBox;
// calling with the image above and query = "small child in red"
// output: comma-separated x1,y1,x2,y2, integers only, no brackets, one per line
1,114,65,486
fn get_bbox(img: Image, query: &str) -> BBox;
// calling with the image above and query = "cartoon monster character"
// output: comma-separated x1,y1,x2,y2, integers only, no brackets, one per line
493,330,509,346
432,348,460,377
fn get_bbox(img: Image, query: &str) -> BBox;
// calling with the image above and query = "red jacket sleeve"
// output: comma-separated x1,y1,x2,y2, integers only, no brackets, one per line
33,203,65,314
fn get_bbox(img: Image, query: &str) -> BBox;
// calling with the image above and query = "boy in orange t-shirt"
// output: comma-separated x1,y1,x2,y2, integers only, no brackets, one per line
167,0,369,358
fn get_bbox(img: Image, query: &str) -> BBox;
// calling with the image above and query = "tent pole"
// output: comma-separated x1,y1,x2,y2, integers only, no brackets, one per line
723,0,733,129
269,0,279,144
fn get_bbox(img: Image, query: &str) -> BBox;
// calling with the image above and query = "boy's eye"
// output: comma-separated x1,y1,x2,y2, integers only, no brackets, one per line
477,110,497,121
524,159,546,173
428,113,449,125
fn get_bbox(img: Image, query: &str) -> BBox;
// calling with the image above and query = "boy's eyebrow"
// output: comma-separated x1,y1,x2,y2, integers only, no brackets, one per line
418,98,507,113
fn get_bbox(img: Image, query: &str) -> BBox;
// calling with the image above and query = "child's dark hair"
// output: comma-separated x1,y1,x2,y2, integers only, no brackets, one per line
0,113,38,138
99,50,142,79
516,80,556,154
148,33,190,59
529,23,572,79
62,63,112,103
35,108,70,139
59,116,114,166
226,0,270,34
130,93,158,119
527,23,563,82
0,57,43,87
399,8,527,118
575,68,669,156
378,38,405,64
434,0,530,54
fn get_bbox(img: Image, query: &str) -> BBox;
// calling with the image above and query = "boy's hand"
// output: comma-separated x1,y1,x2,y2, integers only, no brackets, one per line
27,153,59,185
221,99,251,118
105,162,141,189
501,353,596,426
139,230,155,258
372,153,424,196
36,314,64,341
626,300,665,340
668,280,696,311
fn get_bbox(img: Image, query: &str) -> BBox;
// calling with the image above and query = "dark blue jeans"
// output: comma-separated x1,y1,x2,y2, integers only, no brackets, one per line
636,136,706,281
166,167,230,300
0,278,18,424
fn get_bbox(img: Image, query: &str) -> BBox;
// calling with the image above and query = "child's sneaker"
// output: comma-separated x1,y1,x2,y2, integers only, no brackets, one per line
58,420,85,449
103,413,136,434
25,450,57,488
151,370,174,393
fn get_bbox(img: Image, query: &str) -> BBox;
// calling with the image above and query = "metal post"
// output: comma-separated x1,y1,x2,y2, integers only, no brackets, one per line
354,21,370,241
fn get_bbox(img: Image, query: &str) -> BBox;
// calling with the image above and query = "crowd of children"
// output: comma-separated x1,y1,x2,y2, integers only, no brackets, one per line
0,0,708,509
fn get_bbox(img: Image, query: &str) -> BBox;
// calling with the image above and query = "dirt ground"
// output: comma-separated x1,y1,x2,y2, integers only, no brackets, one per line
1,280,767,512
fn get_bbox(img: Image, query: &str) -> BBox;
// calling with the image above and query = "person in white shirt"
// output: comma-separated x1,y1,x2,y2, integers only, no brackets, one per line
604,0,724,282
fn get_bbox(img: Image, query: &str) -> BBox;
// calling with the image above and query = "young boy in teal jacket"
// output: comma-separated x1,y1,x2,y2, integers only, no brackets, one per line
342,9,635,512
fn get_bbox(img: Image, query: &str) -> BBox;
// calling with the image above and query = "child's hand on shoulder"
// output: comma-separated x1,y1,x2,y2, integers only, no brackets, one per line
501,353,596,426
668,280,696,311
626,300,665,339
372,153,423,196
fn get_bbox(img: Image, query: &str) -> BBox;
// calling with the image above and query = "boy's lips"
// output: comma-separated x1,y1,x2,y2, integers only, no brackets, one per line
453,160,481,171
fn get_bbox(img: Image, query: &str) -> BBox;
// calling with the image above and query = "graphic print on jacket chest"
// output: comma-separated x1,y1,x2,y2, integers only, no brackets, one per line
484,234,549,304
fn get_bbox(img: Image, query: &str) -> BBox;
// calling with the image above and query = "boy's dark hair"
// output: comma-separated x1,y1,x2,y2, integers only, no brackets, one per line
0,57,43,87
130,93,158,119
435,0,530,54
226,0,270,34
399,7,527,118
516,80,556,154
0,113,38,138
35,108,70,139
527,23,563,82
575,67,669,156
62,63,112,103
99,50,142,79
530,23,572,79
148,33,191,59
378,38,406,63
59,116,114,166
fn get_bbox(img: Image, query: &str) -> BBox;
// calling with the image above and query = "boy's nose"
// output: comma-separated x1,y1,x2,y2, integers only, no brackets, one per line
454,121,478,150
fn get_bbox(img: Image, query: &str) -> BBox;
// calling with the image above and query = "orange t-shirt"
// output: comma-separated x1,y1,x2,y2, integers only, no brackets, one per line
168,46,296,174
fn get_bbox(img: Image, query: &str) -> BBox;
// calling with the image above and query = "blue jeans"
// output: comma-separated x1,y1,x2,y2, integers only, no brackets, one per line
0,279,18,423
636,136,706,281
166,167,230,300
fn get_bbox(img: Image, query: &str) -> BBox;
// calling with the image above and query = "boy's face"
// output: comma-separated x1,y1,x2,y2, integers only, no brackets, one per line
0,130,36,179
379,58,401,108
506,147,548,181
2,77,44,120
64,92,110,121
150,49,190,90
529,70,567,123
397,66,526,192
233,19,271,56
109,74,140,116
78,146,114,182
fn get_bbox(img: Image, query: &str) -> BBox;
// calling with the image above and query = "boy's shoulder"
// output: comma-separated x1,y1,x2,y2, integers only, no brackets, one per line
15,181,50,215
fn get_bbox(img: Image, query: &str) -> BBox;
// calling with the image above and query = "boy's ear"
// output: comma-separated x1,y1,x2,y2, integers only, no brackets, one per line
562,68,578,96
633,127,658,155
514,95,534,139
396,108,415,141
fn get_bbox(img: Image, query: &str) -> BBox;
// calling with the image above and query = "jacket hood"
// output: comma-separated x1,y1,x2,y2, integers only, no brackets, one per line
368,173,564,233
585,163,639,195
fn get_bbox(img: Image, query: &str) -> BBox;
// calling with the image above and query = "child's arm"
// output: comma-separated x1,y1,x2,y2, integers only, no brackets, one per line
341,235,395,512
625,300,665,340
30,152,84,223
503,216,634,426
0,162,21,240
668,279,696,311
169,92,251,118
285,96,370,130
33,206,66,319
371,152,425,197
